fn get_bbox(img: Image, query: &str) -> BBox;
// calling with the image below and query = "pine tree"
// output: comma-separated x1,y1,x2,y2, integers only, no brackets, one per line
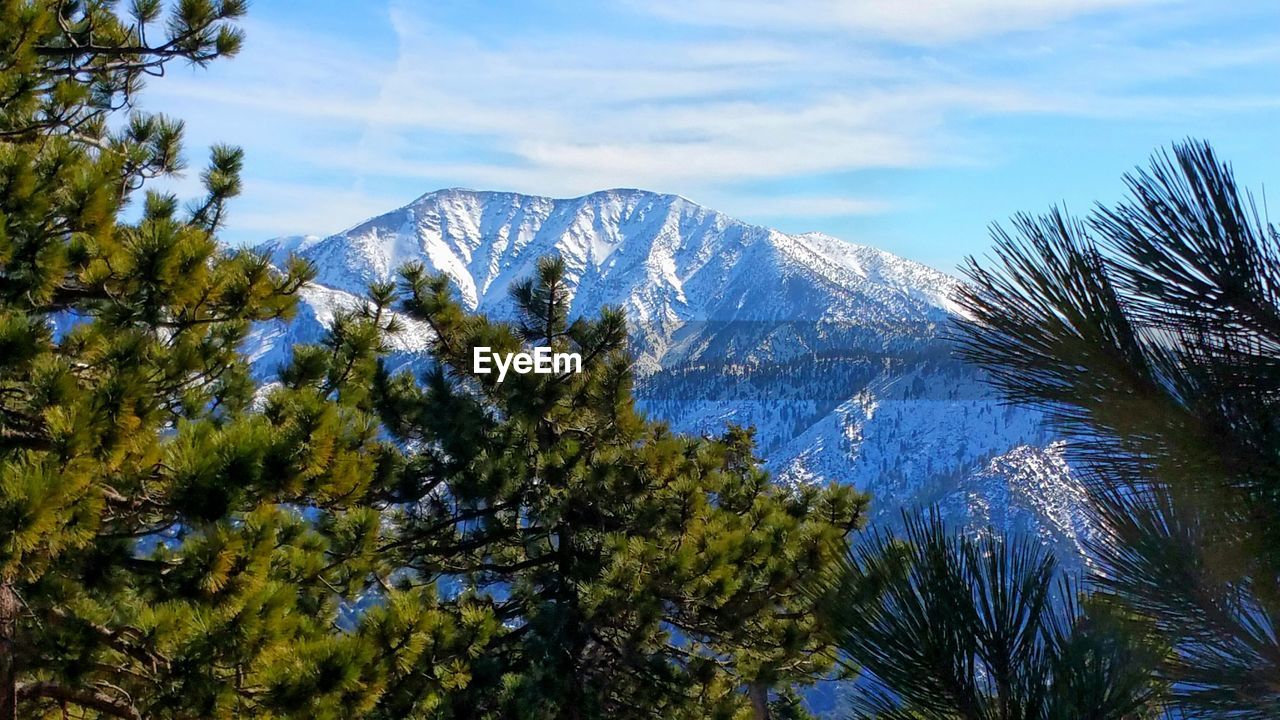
0,3,480,717
955,140,1280,717
371,257,869,719
813,510,1166,719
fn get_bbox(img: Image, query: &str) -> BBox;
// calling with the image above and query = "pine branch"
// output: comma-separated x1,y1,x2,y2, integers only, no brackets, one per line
17,681,141,720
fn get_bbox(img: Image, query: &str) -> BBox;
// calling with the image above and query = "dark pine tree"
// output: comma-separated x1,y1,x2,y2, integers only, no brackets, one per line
813,509,1167,719
0,3,482,717
955,140,1280,718
371,257,869,720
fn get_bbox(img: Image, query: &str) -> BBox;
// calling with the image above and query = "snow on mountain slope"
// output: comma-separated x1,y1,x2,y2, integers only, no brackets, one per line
266,189,956,368
246,282,433,378
762,368,1092,561
248,188,1088,563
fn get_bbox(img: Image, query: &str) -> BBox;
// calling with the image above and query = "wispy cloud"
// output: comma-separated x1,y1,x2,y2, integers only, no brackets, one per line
633,0,1173,44
142,0,1280,258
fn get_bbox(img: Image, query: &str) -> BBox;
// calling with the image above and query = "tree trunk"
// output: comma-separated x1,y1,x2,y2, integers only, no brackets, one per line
0,581,17,720
748,681,771,720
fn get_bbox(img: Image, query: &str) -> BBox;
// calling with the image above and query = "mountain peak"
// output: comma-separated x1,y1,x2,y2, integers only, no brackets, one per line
245,190,1075,565
264,188,958,367
408,186,695,206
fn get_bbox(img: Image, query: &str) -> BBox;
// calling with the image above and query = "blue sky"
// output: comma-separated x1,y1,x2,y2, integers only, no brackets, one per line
144,0,1280,270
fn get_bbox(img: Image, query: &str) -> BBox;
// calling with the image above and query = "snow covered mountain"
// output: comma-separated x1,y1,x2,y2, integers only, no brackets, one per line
248,188,1092,563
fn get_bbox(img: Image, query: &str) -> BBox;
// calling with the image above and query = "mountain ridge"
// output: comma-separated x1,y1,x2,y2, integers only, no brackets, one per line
247,188,1090,571
257,188,961,365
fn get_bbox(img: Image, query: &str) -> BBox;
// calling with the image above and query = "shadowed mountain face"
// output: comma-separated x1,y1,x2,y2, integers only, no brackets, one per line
249,188,1093,564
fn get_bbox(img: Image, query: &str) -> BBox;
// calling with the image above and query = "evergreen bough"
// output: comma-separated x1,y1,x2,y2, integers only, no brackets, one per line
956,140,1280,718
814,510,1167,719
371,257,869,719
0,2,487,717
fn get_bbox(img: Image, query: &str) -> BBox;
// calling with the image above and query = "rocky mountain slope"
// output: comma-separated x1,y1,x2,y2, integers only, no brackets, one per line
248,188,1092,562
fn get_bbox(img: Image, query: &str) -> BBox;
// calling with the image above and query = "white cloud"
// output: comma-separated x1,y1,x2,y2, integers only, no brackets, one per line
139,0,1280,244
634,0,1173,45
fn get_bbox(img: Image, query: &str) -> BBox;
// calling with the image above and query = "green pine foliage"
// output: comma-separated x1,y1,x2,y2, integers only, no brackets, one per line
814,510,1167,719
954,140,1280,717
0,3,486,718
371,256,869,719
